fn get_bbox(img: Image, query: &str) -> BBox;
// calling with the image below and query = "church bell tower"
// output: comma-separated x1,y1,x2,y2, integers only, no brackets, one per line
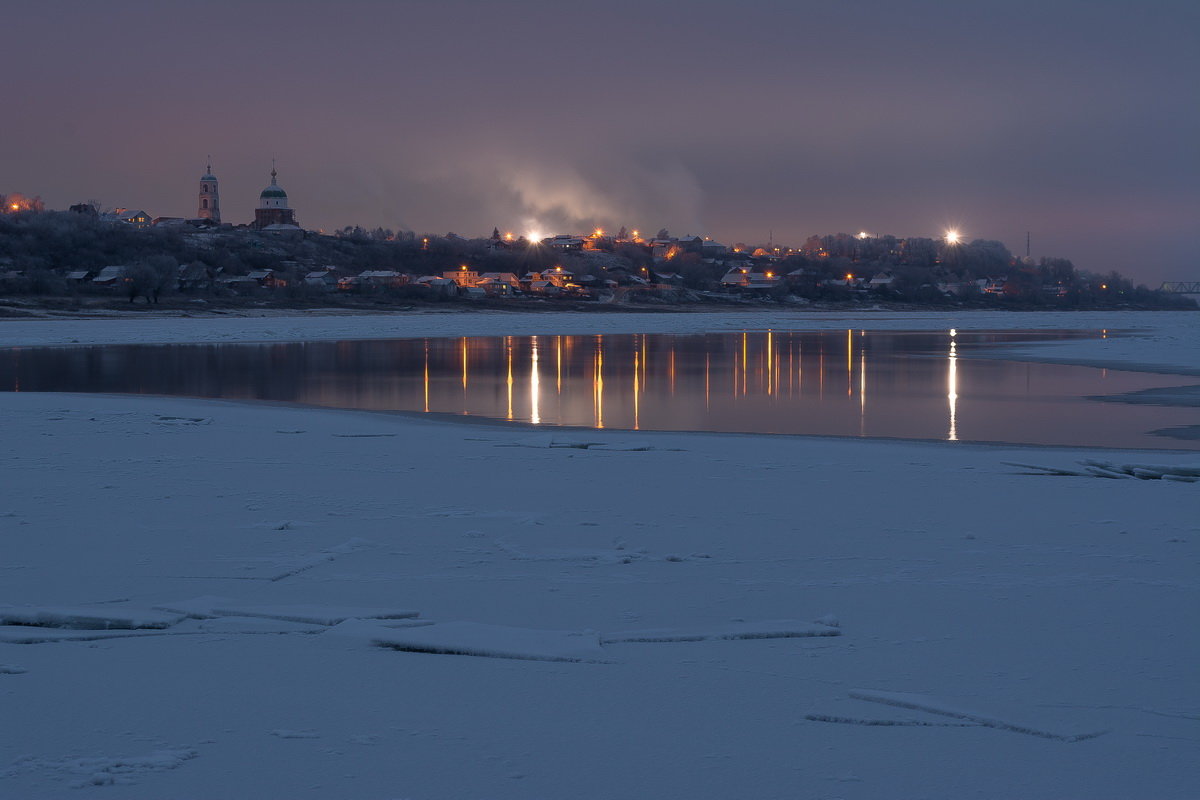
198,158,220,224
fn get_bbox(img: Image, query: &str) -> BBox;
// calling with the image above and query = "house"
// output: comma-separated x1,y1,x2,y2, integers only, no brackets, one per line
359,270,407,288
414,276,458,296
92,266,128,286
720,268,751,288
867,272,895,290
720,268,780,291
304,269,340,289
545,235,584,252
444,268,479,287
261,223,304,238
64,269,94,283
521,269,574,289
478,272,520,289
744,271,781,290
100,209,152,229
476,272,521,296
246,269,284,288
527,280,561,295
177,262,217,291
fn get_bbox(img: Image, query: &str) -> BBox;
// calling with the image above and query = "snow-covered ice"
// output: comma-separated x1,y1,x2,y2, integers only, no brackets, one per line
1,309,1198,798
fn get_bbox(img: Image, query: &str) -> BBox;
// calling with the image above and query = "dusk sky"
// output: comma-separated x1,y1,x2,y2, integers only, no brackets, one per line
5,1,1197,282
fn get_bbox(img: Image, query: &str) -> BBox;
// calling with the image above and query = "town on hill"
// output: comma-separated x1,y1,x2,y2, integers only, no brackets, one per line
0,176,1192,311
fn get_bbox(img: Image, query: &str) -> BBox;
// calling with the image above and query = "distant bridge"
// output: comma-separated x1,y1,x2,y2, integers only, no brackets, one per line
1159,281,1200,294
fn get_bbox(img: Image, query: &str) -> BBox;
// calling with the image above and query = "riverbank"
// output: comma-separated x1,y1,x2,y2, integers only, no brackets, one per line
1,311,1198,799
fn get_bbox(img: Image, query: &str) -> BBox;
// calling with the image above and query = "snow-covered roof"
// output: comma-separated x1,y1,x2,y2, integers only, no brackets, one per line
93,266,126,281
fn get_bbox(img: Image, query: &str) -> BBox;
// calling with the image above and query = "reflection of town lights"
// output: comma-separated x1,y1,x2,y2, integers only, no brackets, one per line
945,229,961,244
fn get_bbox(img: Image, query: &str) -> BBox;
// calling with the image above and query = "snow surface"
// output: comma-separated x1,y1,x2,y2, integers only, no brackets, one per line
1,309,1198,798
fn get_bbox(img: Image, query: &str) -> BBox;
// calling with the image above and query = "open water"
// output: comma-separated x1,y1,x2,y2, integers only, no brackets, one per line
3,329,1199,449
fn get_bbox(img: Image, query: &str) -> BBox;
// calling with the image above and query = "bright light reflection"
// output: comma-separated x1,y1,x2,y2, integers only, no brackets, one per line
767,329,774,396
860,349,867,416
704,352,711,408
948,337,958,441
530,337,540,425
460,338,468,390
505,338,513,421
593,339,604,429
556,336,563,393
633,350,640,430
846,329,853,396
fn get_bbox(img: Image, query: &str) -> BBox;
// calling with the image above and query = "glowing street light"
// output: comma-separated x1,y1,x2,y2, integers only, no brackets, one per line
857,231,870,239
944,229,961,245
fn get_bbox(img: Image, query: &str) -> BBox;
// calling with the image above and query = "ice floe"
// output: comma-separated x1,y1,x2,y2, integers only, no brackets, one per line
0,605,184,630
368,621,609,663
209,604,419,626
847,690,1109,742
601,619,841,643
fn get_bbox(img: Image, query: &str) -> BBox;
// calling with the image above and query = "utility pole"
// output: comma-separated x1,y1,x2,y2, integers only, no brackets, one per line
1026,231,1031,259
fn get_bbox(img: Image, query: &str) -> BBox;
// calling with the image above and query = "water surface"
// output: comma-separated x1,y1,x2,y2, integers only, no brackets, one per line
4,329,1199,449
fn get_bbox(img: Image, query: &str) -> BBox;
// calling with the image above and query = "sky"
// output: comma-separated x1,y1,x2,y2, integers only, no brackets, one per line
3,0,1197,283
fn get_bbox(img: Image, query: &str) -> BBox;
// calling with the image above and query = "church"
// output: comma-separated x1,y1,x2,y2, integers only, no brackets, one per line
194,161,300,231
